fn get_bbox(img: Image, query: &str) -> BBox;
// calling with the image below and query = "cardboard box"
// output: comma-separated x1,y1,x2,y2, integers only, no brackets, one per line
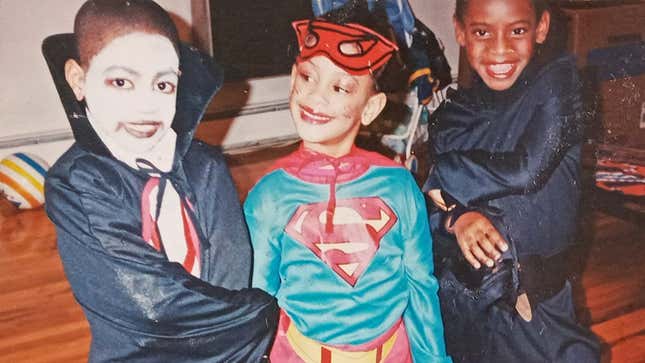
595,73,645,149
562,2,645,67
573,2,645,150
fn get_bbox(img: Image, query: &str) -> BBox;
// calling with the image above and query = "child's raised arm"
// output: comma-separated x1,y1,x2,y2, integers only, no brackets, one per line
426,58,582,207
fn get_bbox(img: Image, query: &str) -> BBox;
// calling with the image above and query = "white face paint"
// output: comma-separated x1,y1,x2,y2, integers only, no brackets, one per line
82,32,180,153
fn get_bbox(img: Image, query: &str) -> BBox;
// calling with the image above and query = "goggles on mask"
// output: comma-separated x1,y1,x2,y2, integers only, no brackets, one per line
292,19,398,76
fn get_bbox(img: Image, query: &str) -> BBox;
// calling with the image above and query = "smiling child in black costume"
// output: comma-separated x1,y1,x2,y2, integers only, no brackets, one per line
424,0,601,361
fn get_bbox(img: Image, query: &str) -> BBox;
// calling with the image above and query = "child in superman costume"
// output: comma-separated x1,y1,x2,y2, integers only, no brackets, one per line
244,3,450,362
43,1,277,361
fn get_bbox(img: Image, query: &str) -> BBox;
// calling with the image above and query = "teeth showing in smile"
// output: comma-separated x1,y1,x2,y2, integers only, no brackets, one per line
301,107,332,124
488,63,513,76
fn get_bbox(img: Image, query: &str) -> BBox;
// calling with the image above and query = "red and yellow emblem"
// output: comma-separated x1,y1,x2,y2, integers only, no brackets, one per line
285,197,397,286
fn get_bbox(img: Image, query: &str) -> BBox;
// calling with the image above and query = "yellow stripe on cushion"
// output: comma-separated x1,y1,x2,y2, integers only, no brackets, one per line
1,158,44,194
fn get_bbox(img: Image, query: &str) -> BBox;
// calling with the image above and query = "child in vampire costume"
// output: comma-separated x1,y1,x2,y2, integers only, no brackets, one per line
423,0,601,362
43,1,277,362
244,3,450,362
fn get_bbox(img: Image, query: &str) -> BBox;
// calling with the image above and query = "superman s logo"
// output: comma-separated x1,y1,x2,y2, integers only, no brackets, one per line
285,197,397,286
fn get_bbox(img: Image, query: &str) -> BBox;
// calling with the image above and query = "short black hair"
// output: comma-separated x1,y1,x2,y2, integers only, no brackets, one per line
74,0,179,69
318,0,406,93
455,0,549,23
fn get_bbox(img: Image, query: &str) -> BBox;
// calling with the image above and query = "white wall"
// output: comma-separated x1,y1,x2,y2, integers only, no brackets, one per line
0,0,459,165
412,0,459,72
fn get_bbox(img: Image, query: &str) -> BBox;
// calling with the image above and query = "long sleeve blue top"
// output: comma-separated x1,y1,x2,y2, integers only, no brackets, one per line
245,146,451,362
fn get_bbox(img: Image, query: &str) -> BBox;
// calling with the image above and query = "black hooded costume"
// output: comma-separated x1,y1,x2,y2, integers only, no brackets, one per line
423,54,601,362
42,34,278,362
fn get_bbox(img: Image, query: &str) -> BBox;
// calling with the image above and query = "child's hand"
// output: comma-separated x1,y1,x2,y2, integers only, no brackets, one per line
428,189,455,211
450,211,508,269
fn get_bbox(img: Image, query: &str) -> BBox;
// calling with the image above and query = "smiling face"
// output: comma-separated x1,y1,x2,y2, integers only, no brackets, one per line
455,0,550,91
289,55,386,157
66,32,180,153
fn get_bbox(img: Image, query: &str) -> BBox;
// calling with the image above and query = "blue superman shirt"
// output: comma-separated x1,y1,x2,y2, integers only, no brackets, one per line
245,145,450,362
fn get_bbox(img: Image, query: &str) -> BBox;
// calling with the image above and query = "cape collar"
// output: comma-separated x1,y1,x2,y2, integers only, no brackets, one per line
42,34,223,165
273,143,399,184
272,143,399,233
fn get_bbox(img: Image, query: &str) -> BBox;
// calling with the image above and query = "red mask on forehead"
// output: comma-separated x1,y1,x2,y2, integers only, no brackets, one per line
292,19,398,76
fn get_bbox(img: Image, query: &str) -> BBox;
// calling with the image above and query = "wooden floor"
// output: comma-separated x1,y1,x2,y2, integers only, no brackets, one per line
0,142,643,362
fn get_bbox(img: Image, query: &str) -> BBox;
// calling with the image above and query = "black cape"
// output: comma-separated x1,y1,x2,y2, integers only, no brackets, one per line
43,34,278,362
425,54,584,257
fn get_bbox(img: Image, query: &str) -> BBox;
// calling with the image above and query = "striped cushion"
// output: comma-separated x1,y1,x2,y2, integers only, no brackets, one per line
0,153,49,209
